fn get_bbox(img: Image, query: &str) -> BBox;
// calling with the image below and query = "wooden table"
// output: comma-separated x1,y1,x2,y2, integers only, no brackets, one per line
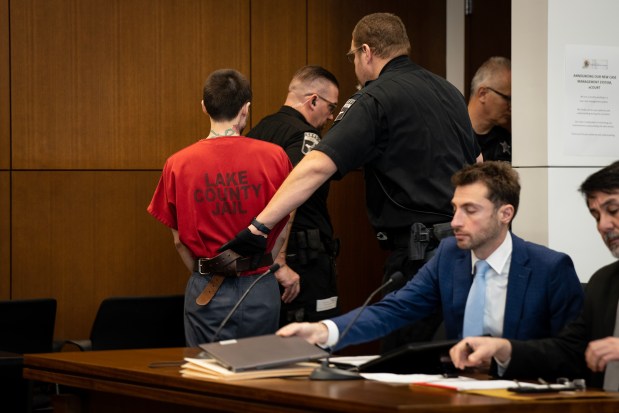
0,350,22,366
22,347,619,413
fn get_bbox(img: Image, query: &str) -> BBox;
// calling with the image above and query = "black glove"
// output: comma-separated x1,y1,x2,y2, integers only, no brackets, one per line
217,228,266,268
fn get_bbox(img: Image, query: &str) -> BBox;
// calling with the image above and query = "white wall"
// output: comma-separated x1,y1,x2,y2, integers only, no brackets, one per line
512,0,618,281
446,0,465,94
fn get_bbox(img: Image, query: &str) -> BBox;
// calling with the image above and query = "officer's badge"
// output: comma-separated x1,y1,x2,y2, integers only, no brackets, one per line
500,141,511,155
302,132,320,155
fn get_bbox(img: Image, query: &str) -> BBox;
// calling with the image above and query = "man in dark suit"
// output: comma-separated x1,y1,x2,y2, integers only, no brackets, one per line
277,161,583,350
450,160,619,390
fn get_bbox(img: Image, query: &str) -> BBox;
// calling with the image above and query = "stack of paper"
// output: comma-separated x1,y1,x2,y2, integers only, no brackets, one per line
181,357,318,381
360,373,518,390
411,377,517,391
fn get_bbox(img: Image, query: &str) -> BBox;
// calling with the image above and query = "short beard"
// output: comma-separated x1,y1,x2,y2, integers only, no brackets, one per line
604,232,619,258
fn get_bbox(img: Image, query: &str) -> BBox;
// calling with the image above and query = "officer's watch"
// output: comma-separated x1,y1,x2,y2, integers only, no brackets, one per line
251,217,271,234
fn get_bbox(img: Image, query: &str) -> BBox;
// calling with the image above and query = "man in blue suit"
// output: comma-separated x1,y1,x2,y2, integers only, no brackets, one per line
450,160,619,390
278,161,584,350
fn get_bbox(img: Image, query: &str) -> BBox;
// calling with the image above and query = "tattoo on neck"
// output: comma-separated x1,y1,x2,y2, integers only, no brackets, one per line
210,128,236,137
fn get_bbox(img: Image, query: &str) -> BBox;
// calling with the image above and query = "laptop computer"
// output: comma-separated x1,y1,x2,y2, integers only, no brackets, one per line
198,334,328,372
357,339,459,375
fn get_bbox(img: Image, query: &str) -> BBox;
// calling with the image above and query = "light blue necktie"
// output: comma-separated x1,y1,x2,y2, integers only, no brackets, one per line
462,260,490,337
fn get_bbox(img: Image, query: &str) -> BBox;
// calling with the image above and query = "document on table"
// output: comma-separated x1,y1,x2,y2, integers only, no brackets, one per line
412,377,519,390
328,355,379,367
361,373,517,390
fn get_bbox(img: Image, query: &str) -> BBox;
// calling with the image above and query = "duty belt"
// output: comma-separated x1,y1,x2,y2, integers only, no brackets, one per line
376,222,453,260
193,250,273,306
410,222,453,243
409,222,453,261
286,229,339,265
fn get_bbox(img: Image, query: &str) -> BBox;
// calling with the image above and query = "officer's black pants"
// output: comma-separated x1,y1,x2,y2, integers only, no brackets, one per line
279,251,339,327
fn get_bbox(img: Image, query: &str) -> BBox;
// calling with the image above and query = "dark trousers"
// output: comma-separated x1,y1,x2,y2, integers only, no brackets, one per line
380,247,443,354
279,251,339,327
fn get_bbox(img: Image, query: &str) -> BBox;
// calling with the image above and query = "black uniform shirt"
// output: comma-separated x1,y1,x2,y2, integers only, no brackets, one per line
315,56,479,230
247,106,333,239
476,125,512,162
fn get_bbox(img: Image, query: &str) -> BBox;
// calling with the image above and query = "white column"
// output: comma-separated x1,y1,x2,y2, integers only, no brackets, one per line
512,0,618,281
446,0,465,94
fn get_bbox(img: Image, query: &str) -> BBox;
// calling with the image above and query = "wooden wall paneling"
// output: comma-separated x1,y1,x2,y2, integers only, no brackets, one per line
464,0,511,101
0,172,9,299
0,0,8,169
306,0,357,104
10,0,251,170
402,0,447,76
249,0,307,128
308,0,447,102
144,0,251,168
0,0,9,299
11,171,187,340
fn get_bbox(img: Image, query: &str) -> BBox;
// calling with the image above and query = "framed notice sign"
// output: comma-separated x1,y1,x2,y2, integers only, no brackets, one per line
564,44,619,157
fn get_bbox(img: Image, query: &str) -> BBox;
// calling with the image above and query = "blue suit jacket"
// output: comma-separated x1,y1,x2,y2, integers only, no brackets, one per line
332,234,583,350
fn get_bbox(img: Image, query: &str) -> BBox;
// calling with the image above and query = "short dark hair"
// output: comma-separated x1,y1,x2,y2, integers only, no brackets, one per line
292,65,339,89
202,69,252,122
579,160,619,200
452,161,520,218
352,13,410,59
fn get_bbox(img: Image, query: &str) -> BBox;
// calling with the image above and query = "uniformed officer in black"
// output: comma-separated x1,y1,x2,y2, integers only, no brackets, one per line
220,12,480,352
476,126,512,162
468,57,512,162
247,66,341,326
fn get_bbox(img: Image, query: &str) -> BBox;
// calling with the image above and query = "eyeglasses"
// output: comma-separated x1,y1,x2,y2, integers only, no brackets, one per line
346,45,363,63
307,93,338,114
486,87,511,103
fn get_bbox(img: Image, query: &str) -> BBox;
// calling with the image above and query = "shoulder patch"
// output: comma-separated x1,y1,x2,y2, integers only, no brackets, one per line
302,132,321,155
333,97,358,122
